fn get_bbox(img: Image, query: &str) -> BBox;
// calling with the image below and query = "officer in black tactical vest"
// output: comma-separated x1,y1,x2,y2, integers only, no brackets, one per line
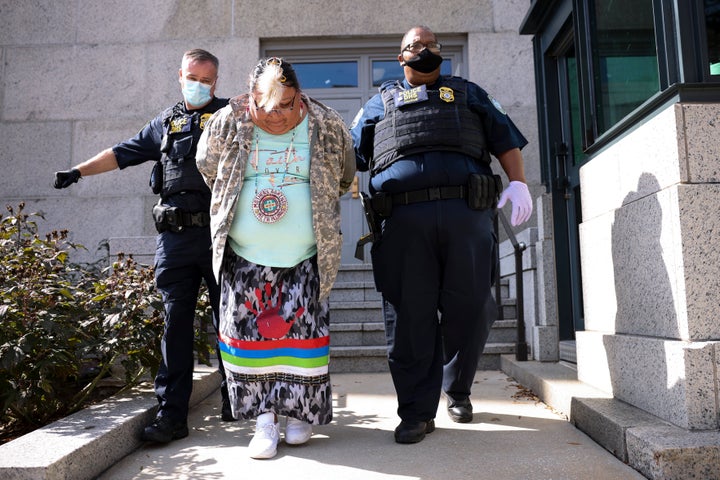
53,49,234,443
351,26,534,444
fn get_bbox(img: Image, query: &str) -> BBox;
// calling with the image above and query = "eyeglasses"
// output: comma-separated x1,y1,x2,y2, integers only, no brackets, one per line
251,92,297,115
402,42,442,54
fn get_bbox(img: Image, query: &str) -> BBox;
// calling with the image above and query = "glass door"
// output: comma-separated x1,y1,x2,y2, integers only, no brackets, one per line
547,34,586,342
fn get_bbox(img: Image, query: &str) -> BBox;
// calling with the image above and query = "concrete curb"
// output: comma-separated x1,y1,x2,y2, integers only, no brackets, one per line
501,355,720,480
0,363,221,480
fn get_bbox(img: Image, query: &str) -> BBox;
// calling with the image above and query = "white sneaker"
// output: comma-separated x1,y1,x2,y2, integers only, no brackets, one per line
285,416,313,445
248,413,280,459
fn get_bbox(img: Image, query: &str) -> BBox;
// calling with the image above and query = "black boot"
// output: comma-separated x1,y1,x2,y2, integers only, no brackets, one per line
394,419,435,444
447,396,473,423
141,416,189,443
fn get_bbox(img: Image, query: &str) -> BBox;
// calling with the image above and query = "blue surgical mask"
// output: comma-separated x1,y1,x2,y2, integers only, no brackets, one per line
182,80,213,107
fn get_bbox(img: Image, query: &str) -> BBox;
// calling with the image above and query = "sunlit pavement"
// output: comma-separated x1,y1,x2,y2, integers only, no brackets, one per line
97,371,645,480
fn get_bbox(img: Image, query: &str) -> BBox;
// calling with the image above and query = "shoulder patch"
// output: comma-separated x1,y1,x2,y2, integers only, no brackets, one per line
488,94,506,115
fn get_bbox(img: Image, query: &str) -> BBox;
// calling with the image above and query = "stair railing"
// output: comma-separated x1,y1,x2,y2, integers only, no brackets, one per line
494,209,529,361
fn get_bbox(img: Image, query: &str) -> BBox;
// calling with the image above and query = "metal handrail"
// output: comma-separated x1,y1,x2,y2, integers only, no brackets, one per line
494,209,529,361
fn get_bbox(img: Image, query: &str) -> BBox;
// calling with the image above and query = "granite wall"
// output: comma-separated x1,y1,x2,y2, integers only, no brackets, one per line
577,102,720,430
0,0,539,267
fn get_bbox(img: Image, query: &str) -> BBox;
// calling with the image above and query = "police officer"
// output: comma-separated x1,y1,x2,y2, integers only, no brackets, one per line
53,49,235,443
351,26,533,444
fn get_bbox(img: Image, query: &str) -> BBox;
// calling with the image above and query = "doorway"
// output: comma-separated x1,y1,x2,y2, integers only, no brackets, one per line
546,30,586,355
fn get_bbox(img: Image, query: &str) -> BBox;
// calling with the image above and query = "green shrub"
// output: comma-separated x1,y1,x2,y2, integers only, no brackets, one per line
0,203,214,442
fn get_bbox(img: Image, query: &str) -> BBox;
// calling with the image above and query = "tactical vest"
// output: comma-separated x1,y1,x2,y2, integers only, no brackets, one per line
372,77,489,174
157,98,228,198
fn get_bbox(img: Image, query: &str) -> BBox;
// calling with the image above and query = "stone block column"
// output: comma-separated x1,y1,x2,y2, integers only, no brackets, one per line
576,102,720,431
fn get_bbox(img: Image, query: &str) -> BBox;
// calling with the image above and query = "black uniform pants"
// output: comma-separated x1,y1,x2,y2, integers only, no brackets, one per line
153,226,225,422
371,198,497,422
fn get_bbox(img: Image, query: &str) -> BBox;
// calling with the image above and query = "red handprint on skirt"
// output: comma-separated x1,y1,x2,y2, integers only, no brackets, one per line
245,280,305,339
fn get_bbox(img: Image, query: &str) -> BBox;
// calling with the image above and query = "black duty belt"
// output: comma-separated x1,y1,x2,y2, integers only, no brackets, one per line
152,203,210,233
180,211,210,227
390,185,466,206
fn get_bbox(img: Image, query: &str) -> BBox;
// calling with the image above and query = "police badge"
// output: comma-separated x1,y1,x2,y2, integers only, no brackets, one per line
199,113,213,130
439,86,455,103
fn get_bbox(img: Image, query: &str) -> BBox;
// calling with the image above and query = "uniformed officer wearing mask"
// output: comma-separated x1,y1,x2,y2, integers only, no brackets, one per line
351,26,533,444
54,49,235,443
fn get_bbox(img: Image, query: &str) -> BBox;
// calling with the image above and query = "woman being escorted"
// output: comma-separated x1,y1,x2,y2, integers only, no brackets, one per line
196,57,355,459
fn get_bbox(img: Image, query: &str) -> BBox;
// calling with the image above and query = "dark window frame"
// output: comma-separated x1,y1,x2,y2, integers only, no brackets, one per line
523,0,720,158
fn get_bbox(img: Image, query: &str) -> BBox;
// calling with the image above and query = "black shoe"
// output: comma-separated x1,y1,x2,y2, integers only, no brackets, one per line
221,397,236,422
141,416,189,443
447,397,473,423
394,419,435,444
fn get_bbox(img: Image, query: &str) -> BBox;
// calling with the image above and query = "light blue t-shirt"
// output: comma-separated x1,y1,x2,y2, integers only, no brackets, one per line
228,116,316,267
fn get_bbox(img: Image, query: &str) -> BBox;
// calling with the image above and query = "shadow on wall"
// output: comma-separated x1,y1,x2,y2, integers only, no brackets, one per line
604,172,680,423
611,172,678,338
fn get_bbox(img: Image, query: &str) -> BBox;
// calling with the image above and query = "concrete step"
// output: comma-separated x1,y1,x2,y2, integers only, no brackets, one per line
331,319,516,346
330,322,386,346
499,356,720,479
330,346,388,373
330,301,515,326
328,264,519,373
488,319,517,344
330,301,383,323
498,298,517,321
335,263,375,283
329,342,516,373
329,281,381,302
478,342,516,369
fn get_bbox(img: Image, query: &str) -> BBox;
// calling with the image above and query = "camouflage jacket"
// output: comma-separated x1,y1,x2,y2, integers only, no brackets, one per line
196,93,356,300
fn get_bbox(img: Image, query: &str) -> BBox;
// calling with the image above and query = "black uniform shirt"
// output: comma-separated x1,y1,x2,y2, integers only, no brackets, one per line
112,97,227,211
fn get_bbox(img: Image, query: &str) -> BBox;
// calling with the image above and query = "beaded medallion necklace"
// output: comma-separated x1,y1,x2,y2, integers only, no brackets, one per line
250,127,296,224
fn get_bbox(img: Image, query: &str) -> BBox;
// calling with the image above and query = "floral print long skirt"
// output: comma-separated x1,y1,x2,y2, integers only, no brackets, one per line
218,248,332,425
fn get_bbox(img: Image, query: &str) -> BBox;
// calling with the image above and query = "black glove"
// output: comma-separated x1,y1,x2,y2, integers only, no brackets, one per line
54,168,81,189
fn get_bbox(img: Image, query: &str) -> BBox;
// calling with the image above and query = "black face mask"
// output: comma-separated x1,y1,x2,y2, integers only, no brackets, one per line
404,49,443,73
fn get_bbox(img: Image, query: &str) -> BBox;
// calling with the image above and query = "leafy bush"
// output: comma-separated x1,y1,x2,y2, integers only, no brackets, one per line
0,203,214,442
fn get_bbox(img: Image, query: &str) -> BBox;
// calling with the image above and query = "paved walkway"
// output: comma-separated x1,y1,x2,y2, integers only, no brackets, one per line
97,371,645,480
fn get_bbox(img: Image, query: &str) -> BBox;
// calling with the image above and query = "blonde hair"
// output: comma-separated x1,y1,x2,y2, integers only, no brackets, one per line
249,57,300,111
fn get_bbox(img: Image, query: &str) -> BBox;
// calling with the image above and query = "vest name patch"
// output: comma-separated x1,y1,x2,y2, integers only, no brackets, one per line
394,85,429,107
169,115,191,134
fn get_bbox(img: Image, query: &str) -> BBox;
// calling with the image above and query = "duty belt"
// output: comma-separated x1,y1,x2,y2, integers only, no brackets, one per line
369,174,502,218
152,203,210,233
390,185,466,206
370,185,466,213
179,211,210,227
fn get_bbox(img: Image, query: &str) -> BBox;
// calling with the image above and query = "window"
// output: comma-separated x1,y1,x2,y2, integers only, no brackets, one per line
566,51,587,166
706,0,720,74
290,59,455,89
589,0,660,135
372,59,454,86
264,35,465,103
293,61,358,88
